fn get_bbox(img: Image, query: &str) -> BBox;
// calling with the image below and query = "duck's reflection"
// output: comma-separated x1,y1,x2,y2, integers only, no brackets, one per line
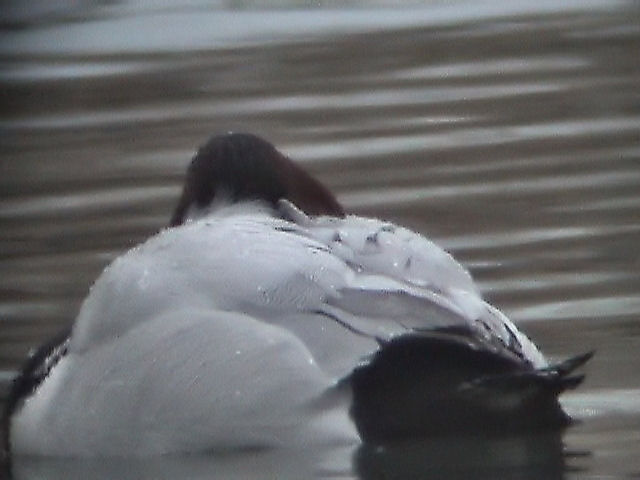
8,430,586,480
354,430,580,480
9,448,323,480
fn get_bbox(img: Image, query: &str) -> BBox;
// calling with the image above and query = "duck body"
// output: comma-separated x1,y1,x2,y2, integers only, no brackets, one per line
6,134,590,457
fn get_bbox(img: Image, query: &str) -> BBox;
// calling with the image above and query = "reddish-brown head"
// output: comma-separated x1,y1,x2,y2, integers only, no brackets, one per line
170,133,345,227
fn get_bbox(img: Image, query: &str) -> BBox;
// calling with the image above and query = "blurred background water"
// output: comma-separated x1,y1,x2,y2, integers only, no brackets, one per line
1,0,639,478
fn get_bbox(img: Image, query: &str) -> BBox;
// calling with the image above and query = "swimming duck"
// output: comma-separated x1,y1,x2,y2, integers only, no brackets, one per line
4,133,591,456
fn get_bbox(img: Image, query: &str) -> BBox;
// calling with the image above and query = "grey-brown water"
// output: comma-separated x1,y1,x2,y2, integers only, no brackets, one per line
1,1,639,478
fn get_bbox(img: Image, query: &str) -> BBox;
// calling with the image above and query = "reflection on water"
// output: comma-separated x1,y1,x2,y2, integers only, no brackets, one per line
8,446,352,480
7,432,572,480
356,432,571,480
1,0,640,478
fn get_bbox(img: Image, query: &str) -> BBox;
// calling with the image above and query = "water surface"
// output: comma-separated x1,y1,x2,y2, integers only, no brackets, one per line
1,1,639,478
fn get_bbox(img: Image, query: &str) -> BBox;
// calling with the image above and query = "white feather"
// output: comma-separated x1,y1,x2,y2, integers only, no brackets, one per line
11,200,546,456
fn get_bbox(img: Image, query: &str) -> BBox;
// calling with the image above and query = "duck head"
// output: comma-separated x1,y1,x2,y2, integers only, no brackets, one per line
170,133,345,226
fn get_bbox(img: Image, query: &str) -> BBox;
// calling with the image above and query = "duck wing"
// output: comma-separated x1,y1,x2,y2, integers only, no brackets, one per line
275,203,593,438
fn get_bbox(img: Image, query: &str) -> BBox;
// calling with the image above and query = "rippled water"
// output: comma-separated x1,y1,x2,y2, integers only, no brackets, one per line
1,0,640,478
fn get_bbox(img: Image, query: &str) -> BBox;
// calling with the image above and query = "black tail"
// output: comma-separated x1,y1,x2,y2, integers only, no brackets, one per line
465,350,594,394
348,334,593,444
538,350,595,389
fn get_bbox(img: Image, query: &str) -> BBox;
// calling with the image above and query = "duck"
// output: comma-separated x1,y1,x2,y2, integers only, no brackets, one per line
4,133,592,457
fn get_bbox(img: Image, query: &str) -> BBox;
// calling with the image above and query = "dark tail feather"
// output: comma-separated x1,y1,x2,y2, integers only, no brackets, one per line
470,350,595,393
349,335,594,443
542,350,594,379
453,350,594,433
541,350,595,392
